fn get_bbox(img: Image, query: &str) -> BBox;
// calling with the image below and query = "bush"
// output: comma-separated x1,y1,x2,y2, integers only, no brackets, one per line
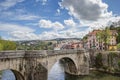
95,53,103,68
117,43,120,51
0,39,16,50
102,65,108,71
109,52,118,57
0,43,3,51
118,60,120,69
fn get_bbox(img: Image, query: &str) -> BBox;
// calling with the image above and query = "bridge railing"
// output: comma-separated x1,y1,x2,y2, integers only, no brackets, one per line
0,50,25,59
0,49,86,59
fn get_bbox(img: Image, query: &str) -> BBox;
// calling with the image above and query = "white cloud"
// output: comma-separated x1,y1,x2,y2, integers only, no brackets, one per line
56,9,61,15
0,9,40,21
52,21,64,30
10,31,39,40
38,31,62,40
0,22,40,40
59,0,112,21
42,0,47,5
39,19,52,28
39,19,64,30
0,0,24,10
37,26,91,40
59,0,120,33
14,14,40,20
80,16,120,29
64,19,76,27
0,22,90,40
0,22,34,32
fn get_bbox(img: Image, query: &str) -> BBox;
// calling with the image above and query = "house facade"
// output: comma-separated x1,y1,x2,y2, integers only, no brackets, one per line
84,30,117,50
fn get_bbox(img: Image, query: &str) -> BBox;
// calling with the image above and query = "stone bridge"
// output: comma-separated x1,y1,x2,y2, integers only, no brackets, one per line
0,49,89,80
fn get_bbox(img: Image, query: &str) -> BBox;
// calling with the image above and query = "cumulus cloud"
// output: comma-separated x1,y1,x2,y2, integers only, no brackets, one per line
59,0,120,33
80,16,120,29
0,22,39,40
39,19,64,30
64,19,76,27
59,0,112,21
10,31,39,40
0,0,24,10
38,31,62,40
37,26,91,40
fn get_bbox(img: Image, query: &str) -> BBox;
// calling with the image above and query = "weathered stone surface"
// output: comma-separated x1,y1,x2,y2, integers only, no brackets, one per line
0,49,89,80
89,50,120,74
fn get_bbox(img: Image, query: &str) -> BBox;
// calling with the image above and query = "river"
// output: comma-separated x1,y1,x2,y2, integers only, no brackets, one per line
0,61,120,80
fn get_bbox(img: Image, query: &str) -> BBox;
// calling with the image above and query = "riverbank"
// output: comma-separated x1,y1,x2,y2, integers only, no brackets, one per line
65,70,120,80
0,71,2,79
90,68,120,77
89,51,120,77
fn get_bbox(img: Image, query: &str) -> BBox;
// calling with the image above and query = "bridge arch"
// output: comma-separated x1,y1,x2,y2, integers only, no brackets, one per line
59,57,77,74
0,69,24,80
48,57,78,75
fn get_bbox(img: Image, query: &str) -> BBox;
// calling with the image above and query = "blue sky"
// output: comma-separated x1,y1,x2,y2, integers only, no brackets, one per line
0,0,120,40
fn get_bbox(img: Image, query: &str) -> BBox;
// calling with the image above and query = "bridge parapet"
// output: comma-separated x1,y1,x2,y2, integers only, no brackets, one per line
0,49,86,59
0,49,89,80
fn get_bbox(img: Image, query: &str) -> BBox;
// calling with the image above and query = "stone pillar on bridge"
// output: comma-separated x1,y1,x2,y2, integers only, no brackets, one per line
75,50,89,75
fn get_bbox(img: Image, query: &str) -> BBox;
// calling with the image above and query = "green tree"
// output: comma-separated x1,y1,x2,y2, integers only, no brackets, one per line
118,60,120,69
96,30,103,50
96,27,111,50
103,27,111,50
95,53,103,68
116,27,120,44
117,43,120,51
3,40,16,50
109,25,120,44
0,39,16,50
0,43,3,51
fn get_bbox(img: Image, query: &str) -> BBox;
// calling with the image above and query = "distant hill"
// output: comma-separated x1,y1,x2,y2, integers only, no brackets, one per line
51,38,81,41
15,38,81,43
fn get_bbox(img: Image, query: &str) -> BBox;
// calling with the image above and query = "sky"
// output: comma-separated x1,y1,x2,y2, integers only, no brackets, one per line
0,0,120,40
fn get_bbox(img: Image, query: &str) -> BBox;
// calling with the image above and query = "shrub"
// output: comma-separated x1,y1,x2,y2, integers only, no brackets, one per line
118,60,120,69
95,53,103,68
117,43,120,51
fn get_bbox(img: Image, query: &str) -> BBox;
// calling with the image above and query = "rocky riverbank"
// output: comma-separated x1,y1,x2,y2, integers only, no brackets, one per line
90,68,120,76
89,51,120,75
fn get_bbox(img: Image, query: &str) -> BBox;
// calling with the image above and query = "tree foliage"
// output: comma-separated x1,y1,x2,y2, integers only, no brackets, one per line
109,25,120,44
0,43,3,51
96,27,111,50
95,53,103,68
117,43,120,50
0,39,16,51
17,41,54,50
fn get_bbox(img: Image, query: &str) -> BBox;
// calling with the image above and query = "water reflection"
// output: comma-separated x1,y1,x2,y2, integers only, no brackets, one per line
0,66,120,80
48,61,65,80
1,70,15,80
47,61,120,80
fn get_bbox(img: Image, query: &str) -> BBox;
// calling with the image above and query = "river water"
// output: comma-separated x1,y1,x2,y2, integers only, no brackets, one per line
0,61,120,80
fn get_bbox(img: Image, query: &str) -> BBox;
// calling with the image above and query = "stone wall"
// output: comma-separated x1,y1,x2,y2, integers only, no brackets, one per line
89,50,120,74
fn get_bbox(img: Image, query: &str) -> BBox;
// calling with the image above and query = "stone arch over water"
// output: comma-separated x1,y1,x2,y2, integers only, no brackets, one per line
0,69,24,80
48,57,78,80
59,57,77,75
